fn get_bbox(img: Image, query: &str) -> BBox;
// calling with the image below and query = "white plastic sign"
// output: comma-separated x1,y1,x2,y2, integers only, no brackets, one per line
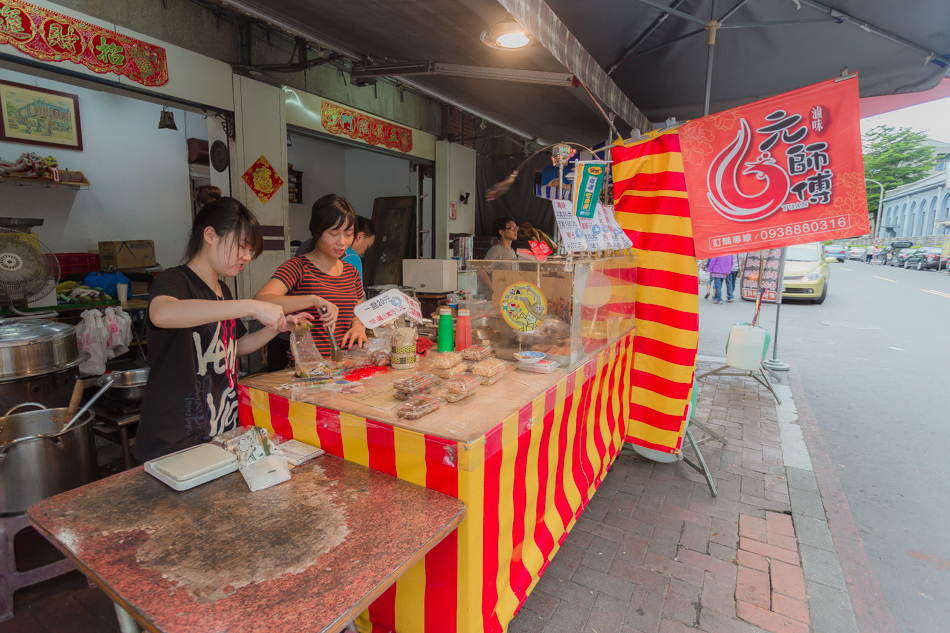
603,205,634,249
593,204,617,250
578,212,610,251
354,289,423,329
552,200,589,252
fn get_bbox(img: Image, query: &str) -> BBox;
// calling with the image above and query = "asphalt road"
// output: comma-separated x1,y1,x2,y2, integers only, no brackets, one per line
695,258,950,633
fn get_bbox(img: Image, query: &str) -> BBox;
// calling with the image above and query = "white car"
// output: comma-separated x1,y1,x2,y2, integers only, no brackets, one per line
847,246,867,260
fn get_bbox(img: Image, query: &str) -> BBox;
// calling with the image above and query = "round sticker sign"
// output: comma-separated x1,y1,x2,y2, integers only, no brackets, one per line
500,282,547,332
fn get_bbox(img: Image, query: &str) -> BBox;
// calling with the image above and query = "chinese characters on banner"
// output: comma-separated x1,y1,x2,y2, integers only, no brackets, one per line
551,200,589,251
679,77,868,259
740,250,783,302
572,161,609,219
0,0,168,86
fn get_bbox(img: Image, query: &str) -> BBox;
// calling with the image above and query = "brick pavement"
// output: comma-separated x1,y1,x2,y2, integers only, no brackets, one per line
510,360,813,633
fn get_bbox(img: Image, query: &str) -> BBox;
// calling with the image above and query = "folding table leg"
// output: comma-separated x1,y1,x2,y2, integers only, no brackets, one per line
689,419,728,446
681,428,718,497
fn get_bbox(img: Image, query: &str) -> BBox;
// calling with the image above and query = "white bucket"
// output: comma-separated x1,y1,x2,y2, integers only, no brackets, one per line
726,324,766,370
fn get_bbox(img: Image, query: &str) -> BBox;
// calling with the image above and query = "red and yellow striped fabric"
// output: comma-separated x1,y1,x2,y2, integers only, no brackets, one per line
238,334,634,633
612,130,699,454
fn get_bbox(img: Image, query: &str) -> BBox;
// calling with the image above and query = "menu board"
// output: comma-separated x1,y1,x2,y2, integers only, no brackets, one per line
552,200,589,252
740,249,783,303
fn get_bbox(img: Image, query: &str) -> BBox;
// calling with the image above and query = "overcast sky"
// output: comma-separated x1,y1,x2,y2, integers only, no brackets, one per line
860,97,950,143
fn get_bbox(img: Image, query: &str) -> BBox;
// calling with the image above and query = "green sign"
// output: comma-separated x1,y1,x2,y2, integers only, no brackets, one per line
572,161,608,219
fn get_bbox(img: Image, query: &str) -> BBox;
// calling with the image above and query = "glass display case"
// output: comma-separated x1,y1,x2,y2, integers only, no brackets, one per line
465,253,637,368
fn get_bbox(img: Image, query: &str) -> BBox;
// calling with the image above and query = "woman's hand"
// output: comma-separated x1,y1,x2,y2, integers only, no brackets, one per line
313,296,339,331
341,321,368,349
250,300,288,331
279,312,314,333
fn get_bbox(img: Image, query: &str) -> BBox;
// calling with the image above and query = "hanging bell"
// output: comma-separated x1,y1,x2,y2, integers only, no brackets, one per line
158,108,178,130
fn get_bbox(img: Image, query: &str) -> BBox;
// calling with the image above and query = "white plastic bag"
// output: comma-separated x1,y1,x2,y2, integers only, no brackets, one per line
76,309,109,376
103,307,131,358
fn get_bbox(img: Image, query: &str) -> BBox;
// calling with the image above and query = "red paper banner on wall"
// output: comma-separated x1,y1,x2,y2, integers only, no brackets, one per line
0,0,168,87
321,101,413,153
680,76,868,259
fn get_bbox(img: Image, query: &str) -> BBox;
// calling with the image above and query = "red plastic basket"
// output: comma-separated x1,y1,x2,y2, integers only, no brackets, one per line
55,252,100,278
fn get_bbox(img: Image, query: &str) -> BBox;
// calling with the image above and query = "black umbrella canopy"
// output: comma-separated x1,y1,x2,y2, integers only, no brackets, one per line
547,0,950,122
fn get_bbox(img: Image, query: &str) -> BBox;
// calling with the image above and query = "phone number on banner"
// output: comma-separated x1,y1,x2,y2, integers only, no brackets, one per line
709,215,852,250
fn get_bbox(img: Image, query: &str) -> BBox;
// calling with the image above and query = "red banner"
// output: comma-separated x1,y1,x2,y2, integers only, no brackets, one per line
680,77,868,259
0,0,168,86
321,101,413,153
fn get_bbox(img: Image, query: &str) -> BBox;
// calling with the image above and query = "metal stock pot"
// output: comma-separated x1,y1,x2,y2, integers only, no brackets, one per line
0,319,89,412
0,403,97,515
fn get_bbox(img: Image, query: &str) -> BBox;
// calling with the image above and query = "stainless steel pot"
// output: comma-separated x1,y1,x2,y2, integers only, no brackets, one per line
0,403,97,515
97,367,148,404
0,320,84,382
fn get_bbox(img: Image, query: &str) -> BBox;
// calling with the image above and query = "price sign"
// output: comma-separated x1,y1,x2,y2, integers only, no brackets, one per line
354,289,423,329
594,204,617,250
740,250,783,303
552,200,589,252
603,205,634,249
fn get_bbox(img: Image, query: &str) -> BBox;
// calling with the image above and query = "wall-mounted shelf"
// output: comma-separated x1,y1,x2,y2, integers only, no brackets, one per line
0,170,90,189
287,165,303,204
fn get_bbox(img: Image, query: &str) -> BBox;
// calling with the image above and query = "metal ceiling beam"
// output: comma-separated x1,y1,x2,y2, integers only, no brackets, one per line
351,62,575,86
496,0,652,133
608,0,686,75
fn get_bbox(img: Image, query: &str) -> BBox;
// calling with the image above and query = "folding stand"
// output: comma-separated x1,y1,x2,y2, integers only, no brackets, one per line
697,363,782,404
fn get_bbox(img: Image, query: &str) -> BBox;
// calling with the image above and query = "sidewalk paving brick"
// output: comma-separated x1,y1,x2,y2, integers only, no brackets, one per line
510,362,831,633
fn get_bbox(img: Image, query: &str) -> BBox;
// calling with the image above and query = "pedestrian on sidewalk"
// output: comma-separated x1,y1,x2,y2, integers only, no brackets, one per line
707,255,733,303
699,259,712,299
730,253,742,289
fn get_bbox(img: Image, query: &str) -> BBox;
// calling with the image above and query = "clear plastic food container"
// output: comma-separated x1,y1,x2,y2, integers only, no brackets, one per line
461,345,493,362
516,359,561,374
433,362,471,379
392,372,441,393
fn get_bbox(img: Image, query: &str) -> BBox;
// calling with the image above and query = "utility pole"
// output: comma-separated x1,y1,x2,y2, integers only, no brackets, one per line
866,177,885,237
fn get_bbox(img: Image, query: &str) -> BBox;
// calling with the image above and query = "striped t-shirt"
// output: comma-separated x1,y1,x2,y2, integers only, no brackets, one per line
271,256,364,357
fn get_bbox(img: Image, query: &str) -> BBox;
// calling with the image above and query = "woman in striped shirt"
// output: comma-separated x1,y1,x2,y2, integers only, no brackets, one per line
255,194,368,361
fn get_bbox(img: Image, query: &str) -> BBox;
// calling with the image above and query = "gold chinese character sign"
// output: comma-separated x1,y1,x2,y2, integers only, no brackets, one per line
0,0,167,87
242,156,284,205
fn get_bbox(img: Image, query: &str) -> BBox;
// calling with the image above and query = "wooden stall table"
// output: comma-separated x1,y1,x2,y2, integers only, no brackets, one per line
239,331,636,633
27,455,465,633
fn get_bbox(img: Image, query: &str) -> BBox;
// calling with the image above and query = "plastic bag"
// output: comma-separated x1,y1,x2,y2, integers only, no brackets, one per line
290,322,328,378
102,307,130,359
76,309,109,376
236,427,291,492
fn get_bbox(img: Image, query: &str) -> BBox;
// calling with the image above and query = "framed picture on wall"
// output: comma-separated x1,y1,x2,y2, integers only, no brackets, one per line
0,80,83,151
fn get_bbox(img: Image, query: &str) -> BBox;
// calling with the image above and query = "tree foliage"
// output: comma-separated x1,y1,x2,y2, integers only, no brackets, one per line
862,126,935,222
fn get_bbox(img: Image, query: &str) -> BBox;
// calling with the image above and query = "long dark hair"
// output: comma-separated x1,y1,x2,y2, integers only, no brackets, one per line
183,197,264,263
309,194,356,240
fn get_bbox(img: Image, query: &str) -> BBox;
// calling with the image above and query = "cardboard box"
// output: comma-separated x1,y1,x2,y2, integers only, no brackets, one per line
402,259,458,293
99,240,156,269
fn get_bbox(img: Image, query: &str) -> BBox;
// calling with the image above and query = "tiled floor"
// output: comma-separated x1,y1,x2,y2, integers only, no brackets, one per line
3,361,810,633
509,361,806,633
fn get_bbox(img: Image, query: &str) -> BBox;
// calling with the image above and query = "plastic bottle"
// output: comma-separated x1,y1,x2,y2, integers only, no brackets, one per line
455,308,471,351
437,306,454,352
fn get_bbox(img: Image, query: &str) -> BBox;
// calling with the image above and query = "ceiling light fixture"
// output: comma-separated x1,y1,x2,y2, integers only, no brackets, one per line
481,20,535,50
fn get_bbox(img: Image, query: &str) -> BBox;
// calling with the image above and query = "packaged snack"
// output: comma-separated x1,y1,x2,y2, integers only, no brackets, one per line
396,396,441,419
392,372,441,393
472,357,507,377
276,439,325,466
461,345,493,361
517,359,561,374
235,427,290,492
443,375,480,395
394,386,435,400
429,351,462,369
291,322,329,378
478,372,505,386
370,350,391,366
433,362,471,379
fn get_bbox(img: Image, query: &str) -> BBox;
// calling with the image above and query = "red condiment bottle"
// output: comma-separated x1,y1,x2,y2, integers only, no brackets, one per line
455,308,471,351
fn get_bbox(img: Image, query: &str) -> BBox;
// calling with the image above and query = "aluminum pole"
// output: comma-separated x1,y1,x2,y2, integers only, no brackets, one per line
762,248,790,377
866,177,885,238
703,1,718,116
